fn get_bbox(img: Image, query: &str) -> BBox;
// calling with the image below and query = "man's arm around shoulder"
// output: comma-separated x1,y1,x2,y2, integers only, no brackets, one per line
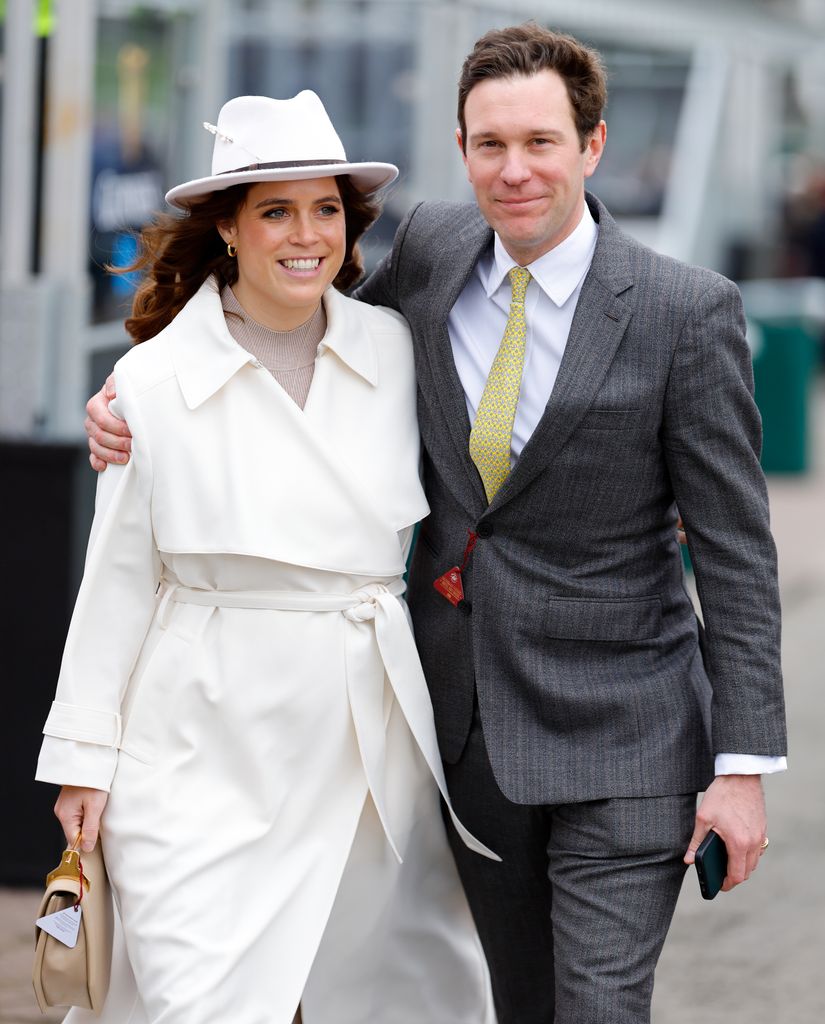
87,374,131,470
353,201,424,311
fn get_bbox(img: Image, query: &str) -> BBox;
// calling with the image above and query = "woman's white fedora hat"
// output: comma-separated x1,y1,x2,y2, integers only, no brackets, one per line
165,91,398,209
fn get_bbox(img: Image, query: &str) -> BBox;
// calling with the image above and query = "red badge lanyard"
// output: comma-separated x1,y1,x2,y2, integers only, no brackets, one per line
433,530,478,607
74,858,85,911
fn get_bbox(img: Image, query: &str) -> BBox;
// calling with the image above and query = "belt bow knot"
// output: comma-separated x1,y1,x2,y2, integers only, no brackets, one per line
343,583,390,623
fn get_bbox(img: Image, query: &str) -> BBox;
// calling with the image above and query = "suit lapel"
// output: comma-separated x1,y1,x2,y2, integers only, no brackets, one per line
488,195,635,511
415,209,492,514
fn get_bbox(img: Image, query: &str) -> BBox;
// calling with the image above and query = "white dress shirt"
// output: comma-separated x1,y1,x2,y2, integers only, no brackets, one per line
449,201,598,461
447,203,786,778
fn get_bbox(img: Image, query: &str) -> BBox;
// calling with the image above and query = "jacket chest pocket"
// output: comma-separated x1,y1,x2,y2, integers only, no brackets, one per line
576,407,643,432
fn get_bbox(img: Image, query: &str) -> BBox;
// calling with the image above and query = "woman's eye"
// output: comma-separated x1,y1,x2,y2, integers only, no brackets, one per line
318,205,341,216
264,208,288,219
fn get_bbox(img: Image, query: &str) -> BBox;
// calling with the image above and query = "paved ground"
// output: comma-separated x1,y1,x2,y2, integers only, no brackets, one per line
3,384,824,1024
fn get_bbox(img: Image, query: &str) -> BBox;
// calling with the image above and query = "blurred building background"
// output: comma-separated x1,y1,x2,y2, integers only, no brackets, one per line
1,0,825,877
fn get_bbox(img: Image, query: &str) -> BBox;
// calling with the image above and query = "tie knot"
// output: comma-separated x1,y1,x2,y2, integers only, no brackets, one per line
508,266,531,304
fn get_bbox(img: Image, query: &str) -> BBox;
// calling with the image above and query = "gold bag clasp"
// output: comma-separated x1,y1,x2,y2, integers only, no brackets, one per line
45,843,91,892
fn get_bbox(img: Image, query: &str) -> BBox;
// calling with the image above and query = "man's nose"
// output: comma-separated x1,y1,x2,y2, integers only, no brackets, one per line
500,149,531,185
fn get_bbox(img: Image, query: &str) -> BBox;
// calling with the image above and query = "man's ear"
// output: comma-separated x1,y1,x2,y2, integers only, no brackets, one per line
456,128,470,178
583,121,607,179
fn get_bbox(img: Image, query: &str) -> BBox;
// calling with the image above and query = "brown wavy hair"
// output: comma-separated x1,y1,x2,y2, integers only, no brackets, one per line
119,175,381,344
458,23,607,153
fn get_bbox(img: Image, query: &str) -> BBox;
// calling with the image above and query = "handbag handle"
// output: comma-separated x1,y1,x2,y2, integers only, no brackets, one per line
45,832,91,891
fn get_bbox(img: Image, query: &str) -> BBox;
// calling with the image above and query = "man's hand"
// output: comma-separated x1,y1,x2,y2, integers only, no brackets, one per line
86,373,131,471
54,786,109,852
684,774,767,891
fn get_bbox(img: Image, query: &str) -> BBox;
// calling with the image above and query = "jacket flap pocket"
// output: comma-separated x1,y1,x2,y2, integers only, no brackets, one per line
577,408,641,431
545,595,661,641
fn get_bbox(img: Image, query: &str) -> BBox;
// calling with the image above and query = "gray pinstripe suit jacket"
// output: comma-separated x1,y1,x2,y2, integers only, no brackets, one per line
356,192,786,806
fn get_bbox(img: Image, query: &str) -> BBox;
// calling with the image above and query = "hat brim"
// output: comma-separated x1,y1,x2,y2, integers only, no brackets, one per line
165,161,398,209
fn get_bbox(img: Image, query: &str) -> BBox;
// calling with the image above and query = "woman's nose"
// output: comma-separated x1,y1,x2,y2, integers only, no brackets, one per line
289,214,320,245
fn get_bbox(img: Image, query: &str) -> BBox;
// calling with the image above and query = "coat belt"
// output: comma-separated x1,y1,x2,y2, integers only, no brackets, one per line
164,580,499,865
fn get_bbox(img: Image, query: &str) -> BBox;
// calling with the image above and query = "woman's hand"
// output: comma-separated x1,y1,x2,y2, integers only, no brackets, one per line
54,786,109,852
86,373,132,471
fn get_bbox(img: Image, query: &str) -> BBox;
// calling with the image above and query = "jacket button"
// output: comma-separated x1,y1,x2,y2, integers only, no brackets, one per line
476,522,494,538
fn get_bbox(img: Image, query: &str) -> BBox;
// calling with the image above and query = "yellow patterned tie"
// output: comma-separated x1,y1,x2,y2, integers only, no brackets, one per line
469,266,531,502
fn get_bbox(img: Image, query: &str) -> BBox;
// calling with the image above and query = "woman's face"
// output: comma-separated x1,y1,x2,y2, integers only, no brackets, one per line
218,177,346,330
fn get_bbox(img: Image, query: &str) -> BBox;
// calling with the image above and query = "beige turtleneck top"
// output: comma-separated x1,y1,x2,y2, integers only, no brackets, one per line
221,285,326,409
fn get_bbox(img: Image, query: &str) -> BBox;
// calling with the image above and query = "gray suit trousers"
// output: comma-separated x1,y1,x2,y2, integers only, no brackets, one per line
444,704,695,1024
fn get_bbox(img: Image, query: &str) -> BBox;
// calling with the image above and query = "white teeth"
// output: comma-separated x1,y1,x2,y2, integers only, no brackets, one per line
282,258,320,270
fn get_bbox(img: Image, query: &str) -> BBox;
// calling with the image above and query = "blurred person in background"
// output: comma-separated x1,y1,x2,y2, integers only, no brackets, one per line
779,161,825,280
36,92,497,1024
86,23,787,1024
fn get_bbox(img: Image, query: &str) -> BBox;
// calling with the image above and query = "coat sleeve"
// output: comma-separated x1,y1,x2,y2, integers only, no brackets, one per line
661,276,786,757
35,362,162,791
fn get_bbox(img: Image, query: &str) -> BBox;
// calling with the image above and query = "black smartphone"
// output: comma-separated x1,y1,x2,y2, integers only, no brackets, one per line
695,830,728,900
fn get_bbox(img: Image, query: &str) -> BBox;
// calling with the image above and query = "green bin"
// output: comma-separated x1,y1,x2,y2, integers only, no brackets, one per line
739,280,825,474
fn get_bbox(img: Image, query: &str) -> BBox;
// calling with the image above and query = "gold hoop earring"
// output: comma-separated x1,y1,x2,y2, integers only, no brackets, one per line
227,243,237,258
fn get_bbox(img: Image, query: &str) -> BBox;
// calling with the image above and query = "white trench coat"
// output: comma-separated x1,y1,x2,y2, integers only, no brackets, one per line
36,279,497,1024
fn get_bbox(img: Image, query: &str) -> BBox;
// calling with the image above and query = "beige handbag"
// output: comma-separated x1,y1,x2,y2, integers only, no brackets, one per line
32,834,113,1013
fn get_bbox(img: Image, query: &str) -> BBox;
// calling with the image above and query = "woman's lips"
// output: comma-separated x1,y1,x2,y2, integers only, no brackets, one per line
278,257,324,275
281,257,321,268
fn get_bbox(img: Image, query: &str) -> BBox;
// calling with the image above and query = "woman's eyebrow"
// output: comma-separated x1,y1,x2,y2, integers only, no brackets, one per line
253,195,341,209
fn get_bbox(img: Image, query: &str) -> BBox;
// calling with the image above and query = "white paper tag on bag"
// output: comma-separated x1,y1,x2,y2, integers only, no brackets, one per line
36,904,82,948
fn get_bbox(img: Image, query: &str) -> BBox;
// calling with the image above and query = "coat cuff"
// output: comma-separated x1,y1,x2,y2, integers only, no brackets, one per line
42,700,122,747
35,736,118,791
35,701,123,791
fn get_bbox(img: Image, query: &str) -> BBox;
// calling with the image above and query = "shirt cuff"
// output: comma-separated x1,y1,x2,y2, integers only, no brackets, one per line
714,753,787,776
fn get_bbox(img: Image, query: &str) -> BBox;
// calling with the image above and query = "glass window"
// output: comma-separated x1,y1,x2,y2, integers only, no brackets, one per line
89,10,180,323
585,45,690,218
225,0,417,266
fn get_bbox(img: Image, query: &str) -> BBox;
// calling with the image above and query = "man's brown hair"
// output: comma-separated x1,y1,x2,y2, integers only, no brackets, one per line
457,23,607,152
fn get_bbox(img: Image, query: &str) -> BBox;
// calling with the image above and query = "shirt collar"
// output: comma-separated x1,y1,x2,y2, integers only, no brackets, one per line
484,201,598,307
167,277,377,410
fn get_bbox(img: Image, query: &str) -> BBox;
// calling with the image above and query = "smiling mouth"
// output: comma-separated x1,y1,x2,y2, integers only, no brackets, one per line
497,197,543,206
280,258,322,271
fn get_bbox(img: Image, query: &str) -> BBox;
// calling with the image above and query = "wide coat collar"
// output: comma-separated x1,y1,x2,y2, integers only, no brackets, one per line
419,192,635,517
132,276,426,576
165,276,379,411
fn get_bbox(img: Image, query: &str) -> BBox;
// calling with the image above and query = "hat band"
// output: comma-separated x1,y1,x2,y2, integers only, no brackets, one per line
220,158,348,176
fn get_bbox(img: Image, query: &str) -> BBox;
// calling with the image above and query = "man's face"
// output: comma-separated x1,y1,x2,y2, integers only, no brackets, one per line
458,69,605,265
